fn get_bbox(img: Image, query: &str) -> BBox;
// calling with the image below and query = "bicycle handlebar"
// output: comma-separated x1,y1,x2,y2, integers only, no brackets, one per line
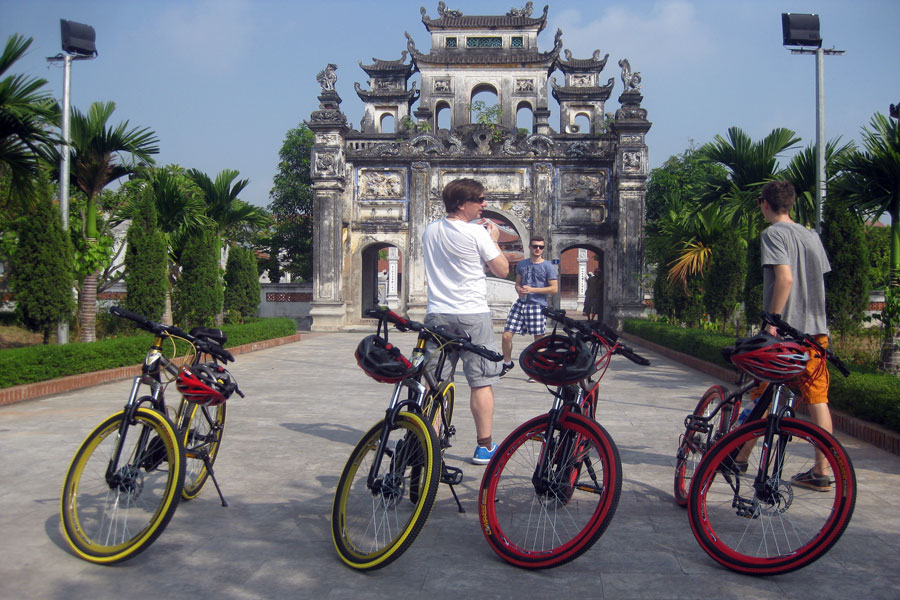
110,306,235,363
364,306,502,362
542,307,651,367
760,312,850,377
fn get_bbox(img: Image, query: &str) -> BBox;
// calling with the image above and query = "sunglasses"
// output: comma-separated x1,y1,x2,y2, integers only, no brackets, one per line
530,244,545,249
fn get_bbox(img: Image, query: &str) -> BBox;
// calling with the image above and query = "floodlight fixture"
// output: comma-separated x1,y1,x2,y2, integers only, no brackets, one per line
781,13,822,48
60,19,97,56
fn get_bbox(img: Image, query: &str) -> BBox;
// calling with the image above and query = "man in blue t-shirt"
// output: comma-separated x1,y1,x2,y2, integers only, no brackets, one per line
499,236,558,380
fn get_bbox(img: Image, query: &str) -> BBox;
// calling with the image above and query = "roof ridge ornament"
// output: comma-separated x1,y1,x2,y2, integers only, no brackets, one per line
316,63,338,92
506,2,533,17
618,58,642,92
437,2,463,18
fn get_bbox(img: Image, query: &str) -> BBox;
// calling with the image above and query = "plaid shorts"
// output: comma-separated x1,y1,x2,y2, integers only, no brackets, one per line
504,299,547,335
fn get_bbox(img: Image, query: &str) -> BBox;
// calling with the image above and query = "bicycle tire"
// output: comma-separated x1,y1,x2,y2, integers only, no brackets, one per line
688,417,856,575
479,412,622,569
427,381,455,447
177,399,226,500
674,384,736,507
332,411,440,570
60,407,185,564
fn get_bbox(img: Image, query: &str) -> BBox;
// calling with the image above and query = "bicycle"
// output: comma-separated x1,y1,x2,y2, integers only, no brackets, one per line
60,306,243,564
478,308,650,569
682,312,856,575
331,306,503,571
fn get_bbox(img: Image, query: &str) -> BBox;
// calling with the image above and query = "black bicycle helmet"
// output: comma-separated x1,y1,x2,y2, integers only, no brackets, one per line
730,332,810,383
176,363,236,406
355,334,415,383
519,334,595,386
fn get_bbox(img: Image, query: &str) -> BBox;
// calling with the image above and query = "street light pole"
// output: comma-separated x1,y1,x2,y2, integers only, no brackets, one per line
47,20,96,345
782,13,843,234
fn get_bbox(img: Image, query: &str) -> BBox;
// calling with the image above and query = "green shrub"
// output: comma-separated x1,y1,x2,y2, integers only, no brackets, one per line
0,317,296,389
624,317,900,434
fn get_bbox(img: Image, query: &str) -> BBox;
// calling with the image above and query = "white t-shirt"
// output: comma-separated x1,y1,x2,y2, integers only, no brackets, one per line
423,218,501,314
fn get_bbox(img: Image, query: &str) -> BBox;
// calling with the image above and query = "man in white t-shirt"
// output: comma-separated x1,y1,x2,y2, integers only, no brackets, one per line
422,178,509,464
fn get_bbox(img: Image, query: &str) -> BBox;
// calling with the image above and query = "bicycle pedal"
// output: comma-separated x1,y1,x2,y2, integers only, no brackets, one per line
441,465,464,486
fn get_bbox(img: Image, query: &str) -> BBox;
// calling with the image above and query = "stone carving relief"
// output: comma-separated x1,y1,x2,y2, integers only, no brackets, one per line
623,151,642,173
359,170,405,199
571,74,592,86
314,150,340,176
561,172,607,200
434,79,451,93
621,134,642,144
515,79,535,92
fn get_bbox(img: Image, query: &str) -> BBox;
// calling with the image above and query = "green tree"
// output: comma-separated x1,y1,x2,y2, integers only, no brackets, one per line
835,113,900,373
172,225,222,329
703,230,746,325
783,139,855,228
268,123,314,282
224,245,261,322
0,34,60,209
122,189,167,321
9,179,74,343
822,197,869,337
866,225,891,290
68,101,159,341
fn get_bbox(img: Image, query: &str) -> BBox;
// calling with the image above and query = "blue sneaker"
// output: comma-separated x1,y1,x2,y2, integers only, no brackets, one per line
472,443,498,465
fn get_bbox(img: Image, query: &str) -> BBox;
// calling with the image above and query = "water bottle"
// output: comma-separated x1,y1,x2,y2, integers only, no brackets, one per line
737,398,757,424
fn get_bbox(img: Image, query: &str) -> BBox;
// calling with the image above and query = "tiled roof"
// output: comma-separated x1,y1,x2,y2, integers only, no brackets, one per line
421,4,549,32
550,78,615,101
358,52,416,77
411,48,559,66
557,50,610,71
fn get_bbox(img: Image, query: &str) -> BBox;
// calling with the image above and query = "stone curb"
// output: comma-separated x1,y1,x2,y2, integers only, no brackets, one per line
620,331,900,458
0,332,303,407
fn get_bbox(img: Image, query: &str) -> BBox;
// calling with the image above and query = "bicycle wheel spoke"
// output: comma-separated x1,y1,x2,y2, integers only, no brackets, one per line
480,414,621,569
61,409,184,564
332,413,439,570
689,418,855,575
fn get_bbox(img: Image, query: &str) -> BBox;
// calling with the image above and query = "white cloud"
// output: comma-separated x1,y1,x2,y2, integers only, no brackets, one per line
551,1,713,72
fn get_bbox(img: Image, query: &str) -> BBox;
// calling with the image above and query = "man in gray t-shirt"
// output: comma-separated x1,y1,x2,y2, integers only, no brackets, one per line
757,180,834,491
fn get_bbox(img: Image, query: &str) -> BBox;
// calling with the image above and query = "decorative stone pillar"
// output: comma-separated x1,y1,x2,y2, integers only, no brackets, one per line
577,248,588,306
405,161,431,321
609,82,651,329
386,246,400,307
308,72,350,331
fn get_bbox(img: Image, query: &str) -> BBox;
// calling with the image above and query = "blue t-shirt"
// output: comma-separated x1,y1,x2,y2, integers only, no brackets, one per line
516,260,558,307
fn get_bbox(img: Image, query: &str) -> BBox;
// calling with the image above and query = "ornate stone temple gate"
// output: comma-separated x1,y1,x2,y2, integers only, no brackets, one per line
307,3,650,330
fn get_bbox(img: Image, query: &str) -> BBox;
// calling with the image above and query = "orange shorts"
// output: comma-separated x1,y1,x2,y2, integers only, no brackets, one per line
749,335,830,405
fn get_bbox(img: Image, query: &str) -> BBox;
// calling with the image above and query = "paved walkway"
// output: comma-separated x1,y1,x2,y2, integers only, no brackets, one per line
1,332,898,599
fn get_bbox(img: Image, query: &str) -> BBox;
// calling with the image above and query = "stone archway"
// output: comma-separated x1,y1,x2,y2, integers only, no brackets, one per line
360,242,402,315
559,245,603,319
482,209,525,321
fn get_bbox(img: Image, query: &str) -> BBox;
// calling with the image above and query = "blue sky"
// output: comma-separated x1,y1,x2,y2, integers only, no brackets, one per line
3,0,899,208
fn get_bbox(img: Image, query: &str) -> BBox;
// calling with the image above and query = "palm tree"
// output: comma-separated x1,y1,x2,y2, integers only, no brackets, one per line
783,139,855,228
68,101,159,341
699,126,800,235
186,168,269,324
187,168,269,244
835,113,900,373
0,34,60,209
114,166,210,324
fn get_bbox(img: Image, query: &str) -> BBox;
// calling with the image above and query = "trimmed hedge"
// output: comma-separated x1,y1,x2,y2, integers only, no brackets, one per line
0,317,297,389
624,318,900,434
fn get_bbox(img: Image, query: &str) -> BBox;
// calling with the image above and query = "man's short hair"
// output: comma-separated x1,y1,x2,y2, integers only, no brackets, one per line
760,180,796,214
531,235,545,245
442,178,484,213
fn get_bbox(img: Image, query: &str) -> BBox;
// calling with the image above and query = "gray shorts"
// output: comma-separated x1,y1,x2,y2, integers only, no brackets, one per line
424,312,501,388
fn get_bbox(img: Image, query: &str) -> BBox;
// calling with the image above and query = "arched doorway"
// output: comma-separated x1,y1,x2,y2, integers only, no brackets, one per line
361,243,402,316
559,246,603,320
481,210,524,319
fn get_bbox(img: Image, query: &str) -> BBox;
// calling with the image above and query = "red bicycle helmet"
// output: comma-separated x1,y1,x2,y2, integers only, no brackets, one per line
730,333,810,382
519,334,595,386
355,334,415,383
176,363,235,406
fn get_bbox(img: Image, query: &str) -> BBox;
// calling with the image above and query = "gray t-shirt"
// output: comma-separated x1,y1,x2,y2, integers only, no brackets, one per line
761,221,831,335
516,259,558,307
